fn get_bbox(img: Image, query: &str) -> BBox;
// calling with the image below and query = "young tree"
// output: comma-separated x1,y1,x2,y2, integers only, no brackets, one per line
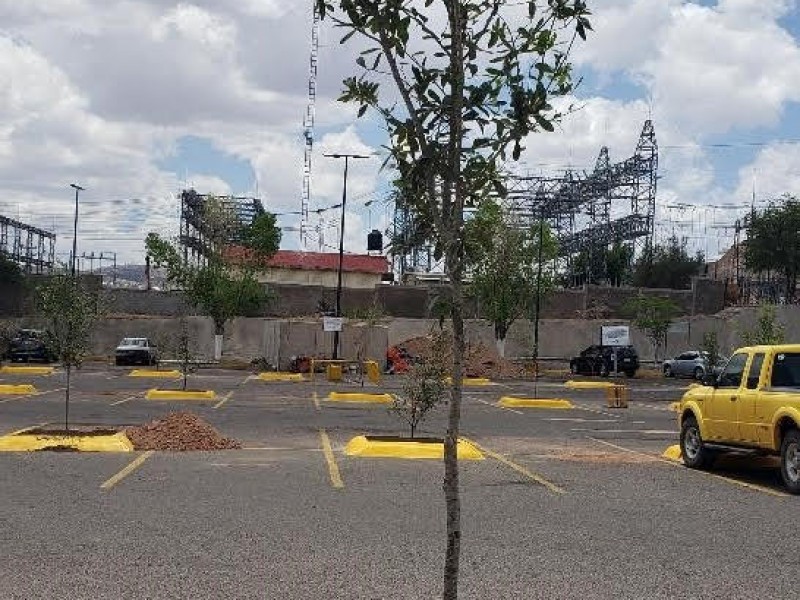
624,296,680,362
37,273,102,430
632,236,704,290
741,304,785,346
145,208,280,359
175,317,194,391
700,331,723,374
316,2,591,596
390,329,450,438
467,201,556,357
744,195,800,302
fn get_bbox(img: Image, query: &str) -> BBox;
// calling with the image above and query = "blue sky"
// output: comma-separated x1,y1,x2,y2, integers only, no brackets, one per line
1,0,800,262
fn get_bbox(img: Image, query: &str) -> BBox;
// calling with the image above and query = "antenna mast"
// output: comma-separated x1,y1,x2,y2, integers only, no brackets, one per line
300,1,320,250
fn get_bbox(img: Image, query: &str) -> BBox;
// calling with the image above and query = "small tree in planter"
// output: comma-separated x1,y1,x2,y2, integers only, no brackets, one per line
175,317,195,391
37,273,102,430
390,330,450,438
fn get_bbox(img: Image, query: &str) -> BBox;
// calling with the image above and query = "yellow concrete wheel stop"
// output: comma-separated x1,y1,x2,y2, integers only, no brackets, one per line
258,372,305,382
326,392,393,404
444,377,492,386
129,369,181,378
0,431,133,452
662,445,682,462
565,380,616,389
145,389,216,401
0,366,54,376
499,397,574,409
0,384,37,395
344,435,484,460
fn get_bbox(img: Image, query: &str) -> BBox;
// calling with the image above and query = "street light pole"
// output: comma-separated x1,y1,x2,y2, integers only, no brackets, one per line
69,184,84,277
324,153,369,359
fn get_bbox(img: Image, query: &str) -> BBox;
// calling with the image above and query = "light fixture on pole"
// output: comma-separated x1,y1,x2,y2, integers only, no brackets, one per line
69,183,85,277
323,153,369,360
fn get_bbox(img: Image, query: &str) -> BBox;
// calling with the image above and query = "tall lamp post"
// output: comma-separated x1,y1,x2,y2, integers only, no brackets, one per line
324,153,369,359
69,183,84,277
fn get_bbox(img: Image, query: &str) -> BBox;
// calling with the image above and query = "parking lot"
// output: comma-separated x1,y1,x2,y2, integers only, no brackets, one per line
0,366,795,599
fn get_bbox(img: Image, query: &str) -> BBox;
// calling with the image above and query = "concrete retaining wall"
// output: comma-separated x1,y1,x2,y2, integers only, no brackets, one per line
4,304,795,367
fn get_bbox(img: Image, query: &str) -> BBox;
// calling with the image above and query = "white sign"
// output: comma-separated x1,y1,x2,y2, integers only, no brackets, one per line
601,325,630,347
323,316,343,332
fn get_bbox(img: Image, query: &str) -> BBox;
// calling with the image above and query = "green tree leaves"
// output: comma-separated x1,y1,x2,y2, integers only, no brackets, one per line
633,236,704,290
744,195,800,302
624,295,679,362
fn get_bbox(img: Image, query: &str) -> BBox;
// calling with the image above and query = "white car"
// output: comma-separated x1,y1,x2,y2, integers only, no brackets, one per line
115,338,158,366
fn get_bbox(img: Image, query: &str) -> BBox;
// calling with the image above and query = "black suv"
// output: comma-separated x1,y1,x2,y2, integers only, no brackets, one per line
569,345,639,378
7,329,55,363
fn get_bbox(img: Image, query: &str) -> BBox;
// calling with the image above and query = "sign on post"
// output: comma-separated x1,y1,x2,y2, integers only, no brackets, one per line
323,316,343,332
601,325,630,347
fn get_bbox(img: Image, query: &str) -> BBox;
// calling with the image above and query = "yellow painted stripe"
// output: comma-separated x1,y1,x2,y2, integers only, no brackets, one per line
464,437,565,494
588,438,788,498
213,391,234,409
319,429,344,489
100,451,154,490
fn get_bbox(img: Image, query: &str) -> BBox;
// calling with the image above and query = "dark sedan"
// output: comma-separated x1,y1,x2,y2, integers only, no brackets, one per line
7,329,55,363
570,344,640,378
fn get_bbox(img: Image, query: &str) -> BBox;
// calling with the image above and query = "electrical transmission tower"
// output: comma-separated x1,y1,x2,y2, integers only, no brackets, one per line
300,1,320,249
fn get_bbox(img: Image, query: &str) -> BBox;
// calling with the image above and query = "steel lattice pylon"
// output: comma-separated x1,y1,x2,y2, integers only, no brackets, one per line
300,1,320,249
0,215,55,273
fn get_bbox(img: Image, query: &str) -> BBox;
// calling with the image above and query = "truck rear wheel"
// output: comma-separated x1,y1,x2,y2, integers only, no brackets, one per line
780,429,800,495
680,417,712,469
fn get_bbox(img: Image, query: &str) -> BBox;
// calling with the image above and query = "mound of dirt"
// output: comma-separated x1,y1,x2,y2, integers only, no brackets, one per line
397,336,528,379
125,412,241,451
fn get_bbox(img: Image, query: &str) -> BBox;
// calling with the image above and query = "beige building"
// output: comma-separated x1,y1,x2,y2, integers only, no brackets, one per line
228,249,390,289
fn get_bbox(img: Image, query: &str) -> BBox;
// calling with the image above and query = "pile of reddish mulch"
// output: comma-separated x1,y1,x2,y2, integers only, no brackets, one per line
125,412,241,451
397,336,528,379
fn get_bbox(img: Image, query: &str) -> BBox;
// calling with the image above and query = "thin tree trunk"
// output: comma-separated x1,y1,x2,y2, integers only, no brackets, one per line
443,3,465,597
444,274,465,600
65,365,71,431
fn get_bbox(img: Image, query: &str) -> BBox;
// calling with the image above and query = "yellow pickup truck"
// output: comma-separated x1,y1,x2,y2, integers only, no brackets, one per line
677,344,800,494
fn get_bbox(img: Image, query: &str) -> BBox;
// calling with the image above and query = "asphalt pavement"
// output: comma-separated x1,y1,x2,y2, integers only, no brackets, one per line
0,366,794,599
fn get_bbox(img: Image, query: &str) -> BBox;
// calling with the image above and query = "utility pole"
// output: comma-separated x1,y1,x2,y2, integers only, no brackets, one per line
69,183,84,278
533,203,545,396
324,153,369,359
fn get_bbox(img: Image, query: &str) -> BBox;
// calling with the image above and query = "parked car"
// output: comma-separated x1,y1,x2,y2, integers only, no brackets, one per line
7,329,55,363
115,338,158,366
569,345,639,377
663,350,727,380
677,344,800,494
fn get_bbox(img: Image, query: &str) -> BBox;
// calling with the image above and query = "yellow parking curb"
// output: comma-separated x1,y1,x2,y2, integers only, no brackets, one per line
444,377,492,386
145,389,216,401
564,380,617,389
0,431,133,452
129,369,181,378
326,392,393,404
498,397,574,409
0,366,54,376
0,384,37,395
258,372,305,382
662,445,682,462
344,435,484,460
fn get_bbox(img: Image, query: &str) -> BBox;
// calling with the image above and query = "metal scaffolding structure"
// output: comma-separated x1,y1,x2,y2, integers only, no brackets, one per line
178,189,264,266
0,215,56,273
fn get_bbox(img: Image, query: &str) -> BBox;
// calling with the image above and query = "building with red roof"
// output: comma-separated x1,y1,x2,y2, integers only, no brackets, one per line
226,247,390,289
